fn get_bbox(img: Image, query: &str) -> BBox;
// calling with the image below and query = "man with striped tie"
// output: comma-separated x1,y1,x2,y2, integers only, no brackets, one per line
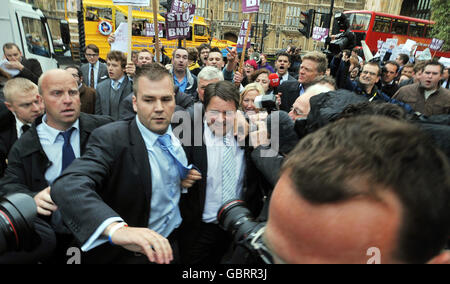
179,80,266,264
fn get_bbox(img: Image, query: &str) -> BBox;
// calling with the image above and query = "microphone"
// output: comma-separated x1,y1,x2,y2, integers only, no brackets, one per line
268,73,280,95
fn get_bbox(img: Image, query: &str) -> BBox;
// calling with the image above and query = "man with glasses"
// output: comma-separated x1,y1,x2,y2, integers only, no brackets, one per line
343,62,413,113
65,65,96,114
81,44,108,89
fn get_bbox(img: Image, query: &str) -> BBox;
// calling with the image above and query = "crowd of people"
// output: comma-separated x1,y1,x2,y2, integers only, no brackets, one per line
0,39,449,264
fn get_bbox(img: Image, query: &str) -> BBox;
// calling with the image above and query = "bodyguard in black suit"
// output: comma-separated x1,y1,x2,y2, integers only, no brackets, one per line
0,69,113,263
51,64,201,264
0,78,44,177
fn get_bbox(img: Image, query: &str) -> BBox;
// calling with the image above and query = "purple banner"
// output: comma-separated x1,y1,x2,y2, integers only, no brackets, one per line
242,0,260,14
311,27,329,42
165,11,191,40
236,20,251,49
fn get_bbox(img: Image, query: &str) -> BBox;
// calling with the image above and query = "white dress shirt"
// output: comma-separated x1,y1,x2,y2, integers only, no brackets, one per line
202,121,246,223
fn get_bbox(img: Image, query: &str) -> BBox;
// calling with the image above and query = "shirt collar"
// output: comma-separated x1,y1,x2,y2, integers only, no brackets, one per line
41,114,80,144
111,75,126,88
135,115,177,150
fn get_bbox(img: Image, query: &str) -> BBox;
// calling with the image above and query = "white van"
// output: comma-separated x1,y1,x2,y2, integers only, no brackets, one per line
0,0,58,72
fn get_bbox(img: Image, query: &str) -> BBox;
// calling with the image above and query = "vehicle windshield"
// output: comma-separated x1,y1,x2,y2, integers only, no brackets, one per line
347,13,372,31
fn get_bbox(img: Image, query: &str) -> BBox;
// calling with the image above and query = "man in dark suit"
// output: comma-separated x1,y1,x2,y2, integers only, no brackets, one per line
0,69,113,262
179,80,268,264
2,43,43,84
80,44,108,89
0,78,44,177
95,51,133,120
278,51,328,112
50,64,201,264
65,65,96,114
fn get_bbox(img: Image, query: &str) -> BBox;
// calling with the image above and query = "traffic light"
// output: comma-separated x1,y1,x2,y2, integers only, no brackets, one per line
262,20,268,38
299,9,315,38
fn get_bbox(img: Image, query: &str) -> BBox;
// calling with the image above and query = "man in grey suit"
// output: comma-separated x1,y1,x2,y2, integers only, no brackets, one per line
95,51,133,120
81,44,109,89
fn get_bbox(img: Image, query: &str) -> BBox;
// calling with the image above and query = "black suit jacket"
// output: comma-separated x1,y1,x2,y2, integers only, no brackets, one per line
0,105,17,177
17,58,43,85
0,113,113,198
50,118,158,263
179,117,270,256
278,80,302,112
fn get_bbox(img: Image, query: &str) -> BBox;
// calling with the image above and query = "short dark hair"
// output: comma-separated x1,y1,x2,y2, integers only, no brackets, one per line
85,44,99,54
106,50,127,68
424,60,445,74
276,52,291,64
133,63,174,97
282,116,450,264
363,62,382,76
397,53,410,65
384,61,400,73
2,42,21,53
64,65,82,78
203,80,239,109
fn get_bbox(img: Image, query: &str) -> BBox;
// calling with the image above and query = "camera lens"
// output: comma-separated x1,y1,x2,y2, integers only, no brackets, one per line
218,200,261,243
0,193,37,254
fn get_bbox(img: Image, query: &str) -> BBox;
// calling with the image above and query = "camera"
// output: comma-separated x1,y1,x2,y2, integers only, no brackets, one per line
254,94,278,113
0,193,37,254
217,200,273,264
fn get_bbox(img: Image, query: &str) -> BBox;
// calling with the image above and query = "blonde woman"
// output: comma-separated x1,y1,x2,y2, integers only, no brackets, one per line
239,82,265,114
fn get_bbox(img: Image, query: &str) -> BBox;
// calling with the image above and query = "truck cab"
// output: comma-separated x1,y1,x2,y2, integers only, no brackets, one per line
0,0,58,72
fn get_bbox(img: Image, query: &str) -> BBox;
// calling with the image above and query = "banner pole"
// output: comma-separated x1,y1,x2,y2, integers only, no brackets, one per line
127,6,133,63
239,13,253,75
152,0,161,63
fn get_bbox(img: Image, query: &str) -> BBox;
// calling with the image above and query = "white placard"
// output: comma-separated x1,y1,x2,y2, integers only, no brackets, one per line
110,23,129,53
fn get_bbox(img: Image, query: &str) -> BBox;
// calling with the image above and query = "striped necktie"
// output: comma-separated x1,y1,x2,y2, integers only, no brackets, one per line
222,136,237,203
90,65,95,88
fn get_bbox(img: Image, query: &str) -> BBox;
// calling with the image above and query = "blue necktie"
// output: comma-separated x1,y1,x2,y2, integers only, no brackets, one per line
61,128,76,172
157,134,197,180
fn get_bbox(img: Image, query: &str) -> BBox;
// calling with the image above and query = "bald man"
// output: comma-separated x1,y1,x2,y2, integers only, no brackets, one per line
0,69,113,262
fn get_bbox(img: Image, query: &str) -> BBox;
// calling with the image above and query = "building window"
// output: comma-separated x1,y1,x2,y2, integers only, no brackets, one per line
285,6,301,27
224,0,239,22
191,0,209,18
258,2,271,24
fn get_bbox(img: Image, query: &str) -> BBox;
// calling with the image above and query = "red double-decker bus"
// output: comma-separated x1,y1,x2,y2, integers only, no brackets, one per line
343,10,449,58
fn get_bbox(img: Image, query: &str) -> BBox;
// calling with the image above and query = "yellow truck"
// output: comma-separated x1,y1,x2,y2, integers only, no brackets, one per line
80,0,233,60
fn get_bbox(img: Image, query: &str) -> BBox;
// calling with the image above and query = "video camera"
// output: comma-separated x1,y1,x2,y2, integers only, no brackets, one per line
0,193,37,255
323,13,356,57
218,200,273,264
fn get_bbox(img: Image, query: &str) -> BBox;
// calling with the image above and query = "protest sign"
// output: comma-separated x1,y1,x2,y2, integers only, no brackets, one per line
110,22,129,53
170,0,196,23
430,38,444,51
242,0,260,14
237,20,252,49
143,22,164,37
165,11,191,40
312,27,329,42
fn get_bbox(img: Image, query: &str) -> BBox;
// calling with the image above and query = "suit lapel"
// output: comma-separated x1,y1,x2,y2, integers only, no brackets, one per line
129,118,153,206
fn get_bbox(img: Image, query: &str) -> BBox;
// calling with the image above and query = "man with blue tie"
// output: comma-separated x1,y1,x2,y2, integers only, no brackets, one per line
0,69,113,262
51,64,201,264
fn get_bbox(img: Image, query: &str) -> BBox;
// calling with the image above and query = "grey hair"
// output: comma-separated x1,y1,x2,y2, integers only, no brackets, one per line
197,66,224,84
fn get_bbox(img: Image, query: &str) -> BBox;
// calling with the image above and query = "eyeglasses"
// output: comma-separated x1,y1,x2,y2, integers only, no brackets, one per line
290,107,306,117
361,70,378,76
85,53,99,57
